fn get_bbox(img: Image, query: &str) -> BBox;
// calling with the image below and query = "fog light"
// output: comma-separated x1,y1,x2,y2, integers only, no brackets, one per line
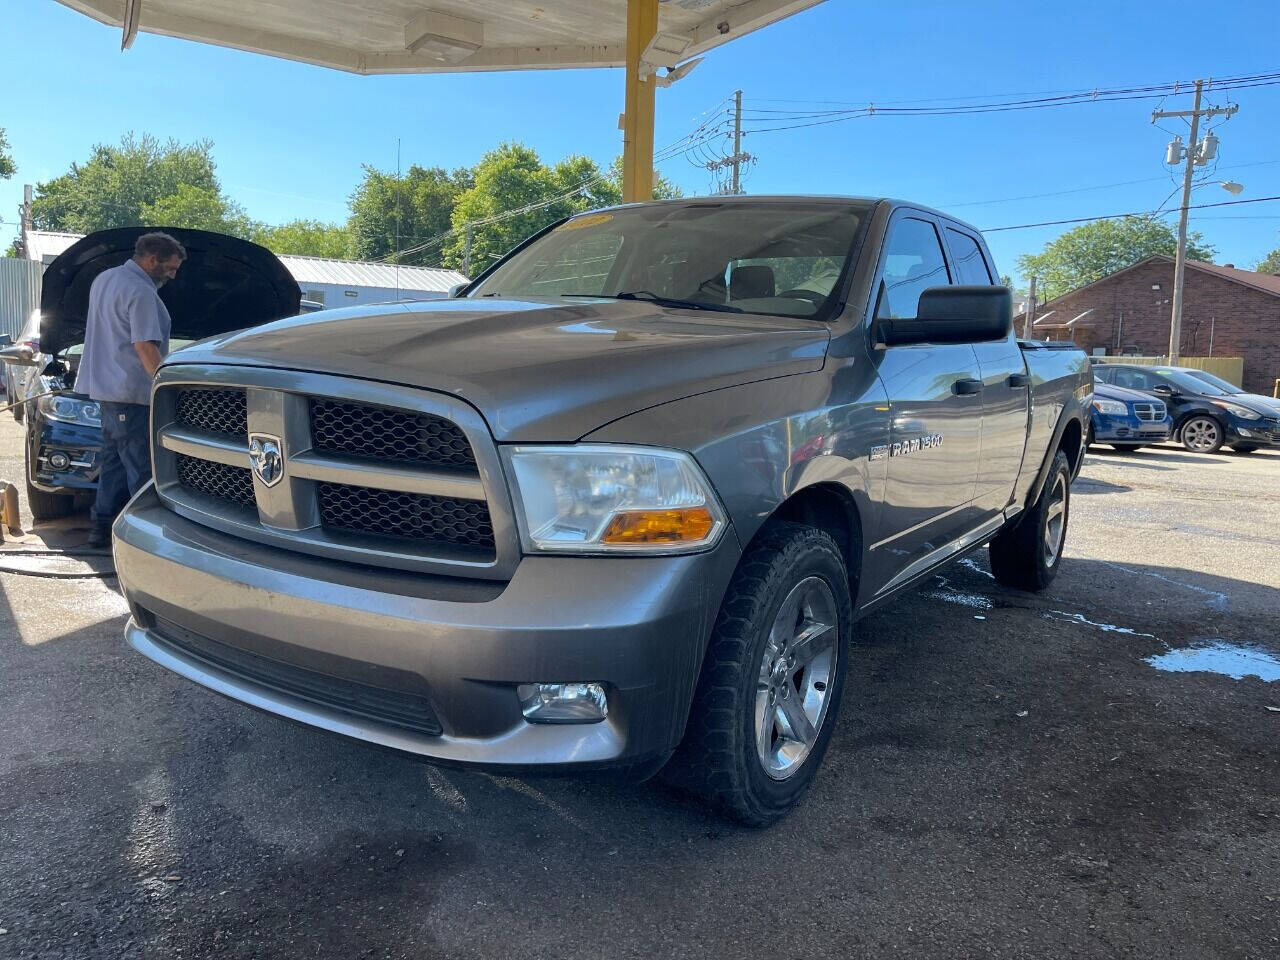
1237,428,1254,438
517,682,608,724
48,452,70,470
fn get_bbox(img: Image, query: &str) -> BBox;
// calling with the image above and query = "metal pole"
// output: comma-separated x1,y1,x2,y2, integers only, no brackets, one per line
1168,79,1203,364
731,89,743,195
1022,276,1036,338
621,0,657,203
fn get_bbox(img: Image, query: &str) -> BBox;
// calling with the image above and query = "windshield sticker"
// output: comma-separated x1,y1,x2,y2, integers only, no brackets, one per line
562,213,614,231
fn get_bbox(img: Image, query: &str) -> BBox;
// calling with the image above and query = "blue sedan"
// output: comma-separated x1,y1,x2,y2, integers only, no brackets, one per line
1087,381,1172,451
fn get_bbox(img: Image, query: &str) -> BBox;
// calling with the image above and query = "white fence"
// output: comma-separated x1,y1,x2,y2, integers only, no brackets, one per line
0,257,42,340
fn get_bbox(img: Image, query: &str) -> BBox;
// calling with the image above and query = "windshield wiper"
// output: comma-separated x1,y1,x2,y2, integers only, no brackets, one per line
560,291,743,313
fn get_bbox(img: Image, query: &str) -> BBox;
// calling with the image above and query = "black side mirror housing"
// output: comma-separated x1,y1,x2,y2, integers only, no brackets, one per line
1150,384,1175,397
880,285,1012,347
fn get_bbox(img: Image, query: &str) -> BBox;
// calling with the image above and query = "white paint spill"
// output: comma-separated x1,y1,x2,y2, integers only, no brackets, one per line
1146,642,1280,682
959,557,995,580
1096,560,1228,612
927,574,993,610
1043,610,1159,639
424,766,468,813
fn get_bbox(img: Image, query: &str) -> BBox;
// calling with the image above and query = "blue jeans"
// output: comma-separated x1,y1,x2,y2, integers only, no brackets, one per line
91,401,152,528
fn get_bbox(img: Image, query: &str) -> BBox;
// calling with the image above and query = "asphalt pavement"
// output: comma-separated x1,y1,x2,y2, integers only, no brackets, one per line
1,416,1277,960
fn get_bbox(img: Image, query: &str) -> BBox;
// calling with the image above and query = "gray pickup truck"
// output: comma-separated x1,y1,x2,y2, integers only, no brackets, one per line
113,197,1091,824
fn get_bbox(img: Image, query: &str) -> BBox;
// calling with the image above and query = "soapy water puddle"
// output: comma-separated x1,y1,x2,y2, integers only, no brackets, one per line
1146,642,1280,682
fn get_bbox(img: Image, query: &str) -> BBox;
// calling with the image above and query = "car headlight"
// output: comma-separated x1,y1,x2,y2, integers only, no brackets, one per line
1091,398,1128,416
36,394,101,426
1211,401,1261,420
505,445,727,554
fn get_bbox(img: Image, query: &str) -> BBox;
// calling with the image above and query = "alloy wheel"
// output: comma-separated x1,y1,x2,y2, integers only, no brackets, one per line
1182,417,1221,452
755,577,839,780
1043,471,1068,566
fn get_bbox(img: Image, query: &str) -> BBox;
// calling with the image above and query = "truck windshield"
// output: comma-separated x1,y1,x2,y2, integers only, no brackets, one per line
469,201,869,320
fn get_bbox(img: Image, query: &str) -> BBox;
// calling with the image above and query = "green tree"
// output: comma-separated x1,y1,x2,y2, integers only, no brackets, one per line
1258,244,1280,275
1017,216,1215,299
437,145,682,272
250,219,352,259
0,127,14,180
605,156,683,202
348,164,473,262
29,134,232,233
140,182,252,235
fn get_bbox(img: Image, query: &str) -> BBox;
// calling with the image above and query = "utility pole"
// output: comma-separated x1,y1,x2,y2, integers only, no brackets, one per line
1153,80,1238,363
731,89,744,194
1023,276,1037,339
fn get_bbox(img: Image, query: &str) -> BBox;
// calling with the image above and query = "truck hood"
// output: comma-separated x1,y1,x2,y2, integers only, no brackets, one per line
40,227,300,357
169,297,831,440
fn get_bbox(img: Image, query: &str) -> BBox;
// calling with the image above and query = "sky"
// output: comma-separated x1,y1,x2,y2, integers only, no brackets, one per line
3,0,1279,284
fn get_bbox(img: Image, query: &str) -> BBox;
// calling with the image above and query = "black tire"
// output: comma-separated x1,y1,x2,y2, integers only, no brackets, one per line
1110,444,1144,452
23,437,74,521
1179,415,1225,454
989,449,1071,592
665,522,853,826
1231,445,1259,454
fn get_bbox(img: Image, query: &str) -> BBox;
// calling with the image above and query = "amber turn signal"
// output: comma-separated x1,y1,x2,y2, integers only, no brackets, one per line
601,507,716,545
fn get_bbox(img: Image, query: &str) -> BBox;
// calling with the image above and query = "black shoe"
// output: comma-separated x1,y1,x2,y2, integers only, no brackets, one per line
87,525,111,549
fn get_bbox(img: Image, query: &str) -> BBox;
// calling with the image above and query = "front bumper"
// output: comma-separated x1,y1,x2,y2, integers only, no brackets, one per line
1090,410,1171,444
30,418,101,493
114,485,740,773
1225,415,1280,446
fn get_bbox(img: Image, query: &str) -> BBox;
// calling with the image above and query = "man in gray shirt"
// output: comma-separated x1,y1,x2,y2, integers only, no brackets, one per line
78,232,185,547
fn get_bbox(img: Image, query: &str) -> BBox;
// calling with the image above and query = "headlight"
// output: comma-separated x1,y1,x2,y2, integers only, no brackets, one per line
37,394,101,426
1091,398,1128,416
505,445,727,554
1211,401,1261,420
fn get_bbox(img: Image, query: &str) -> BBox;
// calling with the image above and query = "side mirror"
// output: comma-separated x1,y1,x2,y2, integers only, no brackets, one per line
0,344,38,367
880,285,1012,347
448,282,469,298
1150,384,1176,397
0,335,12,348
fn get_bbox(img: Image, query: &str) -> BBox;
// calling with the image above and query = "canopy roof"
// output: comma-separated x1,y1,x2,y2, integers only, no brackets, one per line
56,0,823,74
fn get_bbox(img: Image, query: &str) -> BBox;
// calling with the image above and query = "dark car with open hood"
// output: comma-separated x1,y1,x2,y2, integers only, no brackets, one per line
0,227,302,520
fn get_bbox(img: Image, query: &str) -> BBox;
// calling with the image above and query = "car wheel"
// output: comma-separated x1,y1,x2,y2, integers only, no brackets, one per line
1230,444,1259,454
1180,416,1225,453
666,521,852,826
23,435,75,521
989,449,1071,592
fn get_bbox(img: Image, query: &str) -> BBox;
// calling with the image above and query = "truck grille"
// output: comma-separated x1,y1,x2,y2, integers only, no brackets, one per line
153,372,510,576
310,398,476,470
149,615,443,737
174,388,248,439
175,453,256,508
1132,401,1166,422
317,482,494,549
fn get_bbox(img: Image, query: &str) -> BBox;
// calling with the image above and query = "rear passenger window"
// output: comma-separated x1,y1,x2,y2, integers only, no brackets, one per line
945,229,993,285
876,218,950,320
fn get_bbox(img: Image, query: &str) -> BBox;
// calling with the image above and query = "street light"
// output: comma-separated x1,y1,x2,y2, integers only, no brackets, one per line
1219,180,1244,196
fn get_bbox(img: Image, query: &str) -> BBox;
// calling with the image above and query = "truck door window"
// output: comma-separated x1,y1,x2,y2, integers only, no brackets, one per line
876,218,951,320
944,229,993,285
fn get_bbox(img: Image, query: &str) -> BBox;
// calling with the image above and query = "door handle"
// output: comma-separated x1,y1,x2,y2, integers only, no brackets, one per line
1008,372,1031,388
953,378,984,396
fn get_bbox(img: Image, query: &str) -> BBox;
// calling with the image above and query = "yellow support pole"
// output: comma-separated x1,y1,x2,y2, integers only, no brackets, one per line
622,0,658,203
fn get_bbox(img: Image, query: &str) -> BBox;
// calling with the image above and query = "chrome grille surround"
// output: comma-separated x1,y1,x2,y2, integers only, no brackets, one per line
150,365,520,579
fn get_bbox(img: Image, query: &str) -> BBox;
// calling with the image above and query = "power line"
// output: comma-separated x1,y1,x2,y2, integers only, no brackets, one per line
981,195,1280,233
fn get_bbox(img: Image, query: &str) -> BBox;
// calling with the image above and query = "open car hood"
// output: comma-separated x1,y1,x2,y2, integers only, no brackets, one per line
39,227,300,357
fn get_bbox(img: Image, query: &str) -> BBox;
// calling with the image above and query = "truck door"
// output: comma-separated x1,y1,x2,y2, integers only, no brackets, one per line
869,214,985,594
943,227,1028,515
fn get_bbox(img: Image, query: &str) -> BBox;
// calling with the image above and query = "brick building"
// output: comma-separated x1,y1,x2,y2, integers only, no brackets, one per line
1016,255,1280,395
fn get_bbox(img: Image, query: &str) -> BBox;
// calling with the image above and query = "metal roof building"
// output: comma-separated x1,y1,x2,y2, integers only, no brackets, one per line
19,230,467,308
